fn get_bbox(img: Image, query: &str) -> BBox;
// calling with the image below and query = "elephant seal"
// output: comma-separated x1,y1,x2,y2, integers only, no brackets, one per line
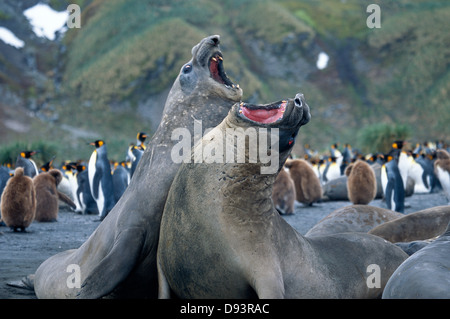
31,35,242,298
305,205,403,237
382,221,450,299
321,175,348,201
157,94,408,298
368,205,450,242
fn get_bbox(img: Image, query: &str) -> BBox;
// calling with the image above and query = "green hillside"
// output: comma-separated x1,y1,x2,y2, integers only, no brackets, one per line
1,0,449,165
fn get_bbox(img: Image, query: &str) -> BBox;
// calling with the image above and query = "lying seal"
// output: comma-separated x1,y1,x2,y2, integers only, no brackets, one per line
382,221,450,299
368,205,450,242
31,35,242,298
305,205,403,237
157,94,407,298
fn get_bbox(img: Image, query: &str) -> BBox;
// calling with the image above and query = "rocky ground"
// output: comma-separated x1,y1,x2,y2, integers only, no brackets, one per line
0,190,448,299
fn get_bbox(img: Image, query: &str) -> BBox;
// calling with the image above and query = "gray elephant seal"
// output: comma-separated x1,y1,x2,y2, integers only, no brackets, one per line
382,221,450,299
157,94,407,298
31,35,242,298
305,205,403,237
368,205,450,242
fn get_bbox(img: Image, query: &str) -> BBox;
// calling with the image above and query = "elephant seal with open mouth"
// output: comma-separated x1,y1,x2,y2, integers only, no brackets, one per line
157,94,408,298
30,35,242,298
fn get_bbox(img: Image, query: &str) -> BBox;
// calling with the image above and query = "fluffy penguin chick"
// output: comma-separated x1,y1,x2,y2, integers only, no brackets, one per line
434,149,450,204
271,167,296,215
0,167,36,231
285,159,322,206
33,169,76,222
345,160,377,205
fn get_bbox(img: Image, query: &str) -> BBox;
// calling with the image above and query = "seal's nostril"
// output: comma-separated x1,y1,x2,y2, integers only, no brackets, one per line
210,35,220,46
295,97,302,107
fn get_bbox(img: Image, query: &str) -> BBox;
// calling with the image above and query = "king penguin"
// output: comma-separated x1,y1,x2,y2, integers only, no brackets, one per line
381,148,405,213
15,151,39,178
136,132,148,150
129,144,144,178
88,140,116,220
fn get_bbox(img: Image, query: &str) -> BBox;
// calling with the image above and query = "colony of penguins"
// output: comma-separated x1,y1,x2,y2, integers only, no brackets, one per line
1,134,449,232
0,132,148,231
272,140,450,216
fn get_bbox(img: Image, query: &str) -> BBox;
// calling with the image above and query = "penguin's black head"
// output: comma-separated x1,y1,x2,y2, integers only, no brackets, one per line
137,132,148,143
20,151,38,158
392,141,404,150
89,140,105,148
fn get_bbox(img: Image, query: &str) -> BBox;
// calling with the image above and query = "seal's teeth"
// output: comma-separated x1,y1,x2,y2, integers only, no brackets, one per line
282,100,287,103
240,102,244,107
239,109,243,114
211,57,217,62
236,84,240,88
218,56,223,61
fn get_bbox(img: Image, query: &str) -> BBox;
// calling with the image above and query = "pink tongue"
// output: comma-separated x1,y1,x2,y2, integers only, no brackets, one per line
242,108,281,124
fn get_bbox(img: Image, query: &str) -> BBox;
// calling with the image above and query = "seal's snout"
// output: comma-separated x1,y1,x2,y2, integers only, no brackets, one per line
208,35,220,46
294,94,304,108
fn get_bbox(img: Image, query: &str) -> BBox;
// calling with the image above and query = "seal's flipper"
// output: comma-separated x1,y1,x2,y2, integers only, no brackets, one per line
7,274,35,291
77,228,145,298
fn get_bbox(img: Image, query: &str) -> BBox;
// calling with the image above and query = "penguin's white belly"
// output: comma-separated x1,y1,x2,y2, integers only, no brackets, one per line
88,150,97,199
97,181,105,216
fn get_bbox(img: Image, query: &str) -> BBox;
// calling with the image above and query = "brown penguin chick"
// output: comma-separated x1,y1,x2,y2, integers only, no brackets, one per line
33,169,76,222
345,159,377,205
434,149,450,204
284,159,322,206
0,167,36,232
271,167,296,215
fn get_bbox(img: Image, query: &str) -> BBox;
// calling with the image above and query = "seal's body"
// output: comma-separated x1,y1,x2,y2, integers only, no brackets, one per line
33,35,242,299
382,221,450,299
158,94,407,299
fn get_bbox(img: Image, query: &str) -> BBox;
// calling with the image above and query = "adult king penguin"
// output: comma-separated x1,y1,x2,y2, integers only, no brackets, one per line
136,132,148,150
15,151,39,178
88,140,116,220
381,149,405,213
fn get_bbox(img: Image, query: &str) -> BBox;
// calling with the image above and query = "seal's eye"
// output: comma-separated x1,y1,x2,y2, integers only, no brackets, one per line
182,63,192,74
288,137,294,146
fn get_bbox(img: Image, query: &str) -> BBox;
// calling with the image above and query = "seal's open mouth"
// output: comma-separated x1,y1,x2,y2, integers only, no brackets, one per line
238,101,287,124
209,52,238,89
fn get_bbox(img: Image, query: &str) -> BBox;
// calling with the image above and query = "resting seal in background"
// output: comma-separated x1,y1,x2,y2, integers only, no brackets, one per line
382,221,450,299
305,205,403,237
157,94,407,299
30,35,242,298
368,205,450,243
